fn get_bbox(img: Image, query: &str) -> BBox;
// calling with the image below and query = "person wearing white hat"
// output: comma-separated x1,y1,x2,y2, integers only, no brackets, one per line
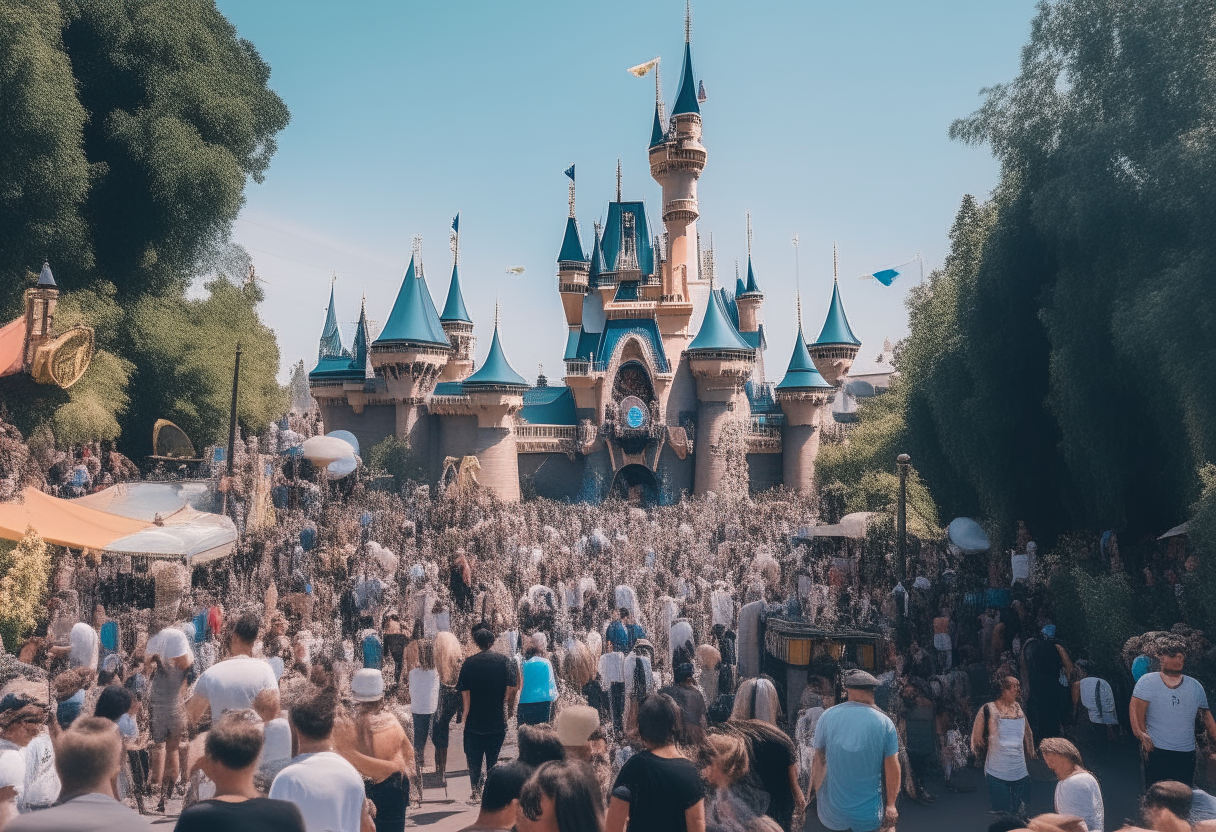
340,669,413,832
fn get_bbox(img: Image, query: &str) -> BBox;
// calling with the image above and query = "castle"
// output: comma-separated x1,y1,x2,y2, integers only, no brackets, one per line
308,18,862,504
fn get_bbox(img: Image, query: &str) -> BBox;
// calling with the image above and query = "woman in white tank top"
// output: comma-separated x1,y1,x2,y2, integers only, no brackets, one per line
971,675,1036,817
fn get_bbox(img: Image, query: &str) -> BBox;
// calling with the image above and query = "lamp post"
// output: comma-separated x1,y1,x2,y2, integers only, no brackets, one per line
896,453,910,585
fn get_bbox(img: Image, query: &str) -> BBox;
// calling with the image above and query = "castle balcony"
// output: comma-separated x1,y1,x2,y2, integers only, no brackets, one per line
564,359,608,377
599,268,642,285
807,343,860,387
558,260,590,274
649,146,707,178
747,421,783,454
558,279,589,294
604,301,658,321
662,199,699,224
514,424,578,455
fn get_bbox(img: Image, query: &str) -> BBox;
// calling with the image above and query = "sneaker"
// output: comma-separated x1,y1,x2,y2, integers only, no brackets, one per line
468,786,482,805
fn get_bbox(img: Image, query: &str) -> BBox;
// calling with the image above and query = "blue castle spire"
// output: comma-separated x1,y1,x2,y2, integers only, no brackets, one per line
688,287,752,353
672,42,700,116
815,279,861,347
777,324,833,390
463,319,528,388
374,255,450,347
318,284,346,360
558,217,587,263
441,263,472,323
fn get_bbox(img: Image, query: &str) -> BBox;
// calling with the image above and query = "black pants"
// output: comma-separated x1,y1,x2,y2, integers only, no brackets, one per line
464,729,505,791
517,701,552,726
366,771,408,832
1145,747,1196,788
610,682,625,733
412,713,432,762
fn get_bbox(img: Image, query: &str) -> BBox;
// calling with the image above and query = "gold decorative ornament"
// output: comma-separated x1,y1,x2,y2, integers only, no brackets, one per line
30,326,94,388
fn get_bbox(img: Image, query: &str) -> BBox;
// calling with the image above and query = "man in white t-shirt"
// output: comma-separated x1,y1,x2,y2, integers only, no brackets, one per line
186,612,279,725
1131,639,1216,788
270,688,371,832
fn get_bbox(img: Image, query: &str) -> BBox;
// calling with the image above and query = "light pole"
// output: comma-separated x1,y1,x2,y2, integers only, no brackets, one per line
896,453,910,585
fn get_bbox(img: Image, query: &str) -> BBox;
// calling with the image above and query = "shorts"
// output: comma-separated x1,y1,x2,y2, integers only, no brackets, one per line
150,704,185,744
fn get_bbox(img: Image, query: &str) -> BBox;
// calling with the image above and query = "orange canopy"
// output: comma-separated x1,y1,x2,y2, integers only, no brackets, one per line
0,318,25,378
0,487,151,550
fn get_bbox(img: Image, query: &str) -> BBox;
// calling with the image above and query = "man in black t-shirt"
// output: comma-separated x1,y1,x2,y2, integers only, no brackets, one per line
458,625,519,800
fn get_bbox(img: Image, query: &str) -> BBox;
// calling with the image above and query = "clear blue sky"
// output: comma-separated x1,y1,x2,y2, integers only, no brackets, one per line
213,0,1038,383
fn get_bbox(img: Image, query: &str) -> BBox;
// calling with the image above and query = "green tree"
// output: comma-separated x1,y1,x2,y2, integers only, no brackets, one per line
0,0,289,452
838,0,1216,545
0,528,51,651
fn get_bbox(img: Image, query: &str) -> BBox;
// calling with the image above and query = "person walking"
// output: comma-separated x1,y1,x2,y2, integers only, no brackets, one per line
270,687,372,832
1039,737,1103,832
185,611,280,725
407,639,439,791
517,637,558,727
144,617,192,813
1021,625,1074,741
660,663,708,747
972,676,1035,818
458,625,519,802
174,710,306,832
811,669,898,832
345,669,413,832
1130,640,1216,788
1073,661,1118,753
605,695,705,832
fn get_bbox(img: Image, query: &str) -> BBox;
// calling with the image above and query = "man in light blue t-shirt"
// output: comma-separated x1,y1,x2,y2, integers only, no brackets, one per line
812,669,901,832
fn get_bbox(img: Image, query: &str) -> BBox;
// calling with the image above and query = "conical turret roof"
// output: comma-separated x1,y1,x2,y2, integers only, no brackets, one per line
777,325,833,390
463,323,528,388
743,256,762,295
318,285,346,360
650,104,666,147
672,42,700,116
734,277,747,298
352,296,373,378
441,263,472,323
38,262,56,287
688,288,752,353
558,217,588,263
375,255,450,347
815,279,861,346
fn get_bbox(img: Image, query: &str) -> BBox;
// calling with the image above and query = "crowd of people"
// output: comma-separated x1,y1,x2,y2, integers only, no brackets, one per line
0,414,1213,832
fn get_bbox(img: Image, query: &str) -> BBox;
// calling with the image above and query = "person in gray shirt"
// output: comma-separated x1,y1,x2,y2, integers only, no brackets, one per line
1130,639,1216,788
7,717,151,831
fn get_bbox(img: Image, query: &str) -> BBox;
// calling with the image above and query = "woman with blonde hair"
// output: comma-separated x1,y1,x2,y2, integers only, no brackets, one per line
1040,737,1103,832
429,630,464,789
731,678,781,726
701,733,769,832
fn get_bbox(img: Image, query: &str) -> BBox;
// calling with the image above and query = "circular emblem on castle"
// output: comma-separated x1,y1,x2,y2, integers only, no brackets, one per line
619,396,649,430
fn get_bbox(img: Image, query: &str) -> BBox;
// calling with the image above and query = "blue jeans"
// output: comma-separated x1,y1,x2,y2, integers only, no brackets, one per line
986,774,1030,816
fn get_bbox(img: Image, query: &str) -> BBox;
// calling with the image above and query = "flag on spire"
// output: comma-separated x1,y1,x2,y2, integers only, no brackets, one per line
564,165,575,182
627,57,660,77
697,80,707,103
451,213,459,233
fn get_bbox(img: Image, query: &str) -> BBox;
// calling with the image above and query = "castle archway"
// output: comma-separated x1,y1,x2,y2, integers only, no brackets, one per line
610,463,659,506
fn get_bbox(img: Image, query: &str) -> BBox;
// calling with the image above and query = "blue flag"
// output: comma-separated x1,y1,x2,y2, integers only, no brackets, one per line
452,213,459,233
871,268,900,286
564,164,575,182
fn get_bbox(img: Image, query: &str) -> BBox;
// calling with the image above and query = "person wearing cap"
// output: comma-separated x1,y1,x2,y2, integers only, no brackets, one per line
811,669,900,832
337,668,413,832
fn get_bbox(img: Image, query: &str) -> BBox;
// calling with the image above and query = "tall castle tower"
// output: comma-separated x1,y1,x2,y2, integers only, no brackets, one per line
649,6,706,293
23,262,59,371
439,219,475,382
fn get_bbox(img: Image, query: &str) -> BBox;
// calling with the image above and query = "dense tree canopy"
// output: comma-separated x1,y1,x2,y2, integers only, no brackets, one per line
0,0,289,454
826,0,1216,545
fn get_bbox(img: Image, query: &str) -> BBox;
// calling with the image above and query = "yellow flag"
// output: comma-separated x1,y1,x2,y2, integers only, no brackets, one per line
627,57,660,77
